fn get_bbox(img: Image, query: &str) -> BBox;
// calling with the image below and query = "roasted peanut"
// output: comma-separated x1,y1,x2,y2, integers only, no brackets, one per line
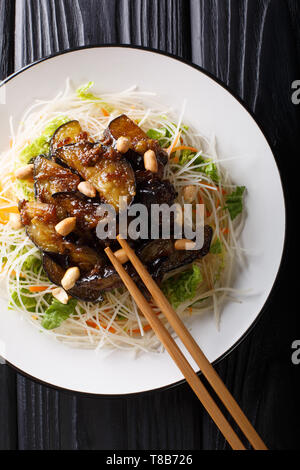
9,213,23,230
55,217,76,236
144,150,158,173
183,185,197,203
114,249,129,264
116,136,131,154
15,164,34,180
174,239,196,251
61,267,80,291
77,181,97,198
52,287,69,305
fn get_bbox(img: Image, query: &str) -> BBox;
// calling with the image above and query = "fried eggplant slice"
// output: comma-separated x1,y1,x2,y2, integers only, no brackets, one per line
43,254,104,302
54,142,136,210
52,192,102,231
34,155,80,203
137,225,213,281
43,255,138,302
134,171,177,210
19,200,104,274
105,115,168,177
19,200,65,253
50,120,85,152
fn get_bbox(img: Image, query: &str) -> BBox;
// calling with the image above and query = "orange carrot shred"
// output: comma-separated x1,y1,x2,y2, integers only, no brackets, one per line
132,324,152,334
172,145,198,153
28,286,49,292
101,108,110,117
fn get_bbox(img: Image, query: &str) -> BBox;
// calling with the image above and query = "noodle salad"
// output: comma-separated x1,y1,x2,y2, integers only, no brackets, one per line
0,80,246,352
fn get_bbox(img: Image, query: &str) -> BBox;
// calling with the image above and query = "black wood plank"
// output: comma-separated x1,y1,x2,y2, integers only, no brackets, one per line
0,0,18,451
14,0,191,69
0,0,15,80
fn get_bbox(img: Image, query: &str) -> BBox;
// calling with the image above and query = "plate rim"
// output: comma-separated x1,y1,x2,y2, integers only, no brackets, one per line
0,44,287,398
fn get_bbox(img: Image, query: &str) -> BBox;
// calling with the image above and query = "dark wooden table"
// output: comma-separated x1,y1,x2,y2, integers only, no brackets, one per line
0,0,299,451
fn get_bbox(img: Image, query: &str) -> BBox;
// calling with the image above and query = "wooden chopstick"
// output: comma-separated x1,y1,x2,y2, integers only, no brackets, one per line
115,235,268,451
105,246,245,450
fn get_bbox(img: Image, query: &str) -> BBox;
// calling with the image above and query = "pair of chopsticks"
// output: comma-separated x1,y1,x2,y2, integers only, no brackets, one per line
105,236,267,450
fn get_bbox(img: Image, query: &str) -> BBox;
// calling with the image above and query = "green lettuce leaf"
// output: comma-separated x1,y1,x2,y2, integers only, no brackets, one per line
76,81,100,101
179,150,219,183
147,127,170,148
10,289,37,312
42,298,78,330
76,81,113,113
210,238,222,254
162,265,203,308
147,123,189,149
225,186,246,220
20,116,69,163
22,255,43,275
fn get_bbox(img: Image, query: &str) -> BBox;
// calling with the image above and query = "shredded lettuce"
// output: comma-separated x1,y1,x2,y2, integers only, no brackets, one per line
41,298,78,330
20,116,69,163
179,150,219,183
147,128,169,148
76,81,113,113
22,255,43,275
225,186,246,220
147,123,189,149
10,289,37,312
17,180,35,201
76,81,101,101
162,265,203,308
210,238,222,254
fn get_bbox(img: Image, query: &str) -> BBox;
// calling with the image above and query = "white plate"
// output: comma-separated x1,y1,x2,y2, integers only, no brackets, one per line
0,46,285,395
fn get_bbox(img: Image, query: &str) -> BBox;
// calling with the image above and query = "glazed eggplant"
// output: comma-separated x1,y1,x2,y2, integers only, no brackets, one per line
19,200,104,273
34,155,80,203
50,120,85,152
137,225,213,280
19,114,213,304
43,254,138,302
135,170,177,210
54,142,136,210
43,255,104,302
52,192,103,231
105,115,168,178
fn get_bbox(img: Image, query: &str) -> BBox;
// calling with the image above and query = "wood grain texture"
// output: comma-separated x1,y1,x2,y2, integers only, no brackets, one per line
0,0,299,450
0,0,15,79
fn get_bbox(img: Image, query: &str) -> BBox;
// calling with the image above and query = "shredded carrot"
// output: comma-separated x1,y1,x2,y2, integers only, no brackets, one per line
28,286,49,292
172,145,198,153
10,269,26,279
221,228,229,234
86,319,116,333
132,324,152,334
101,107,110,117
172,155,179,164
188,307,193,313
9,139,13,149
31,315,38,321
167,131,181,155
86,319,100,330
